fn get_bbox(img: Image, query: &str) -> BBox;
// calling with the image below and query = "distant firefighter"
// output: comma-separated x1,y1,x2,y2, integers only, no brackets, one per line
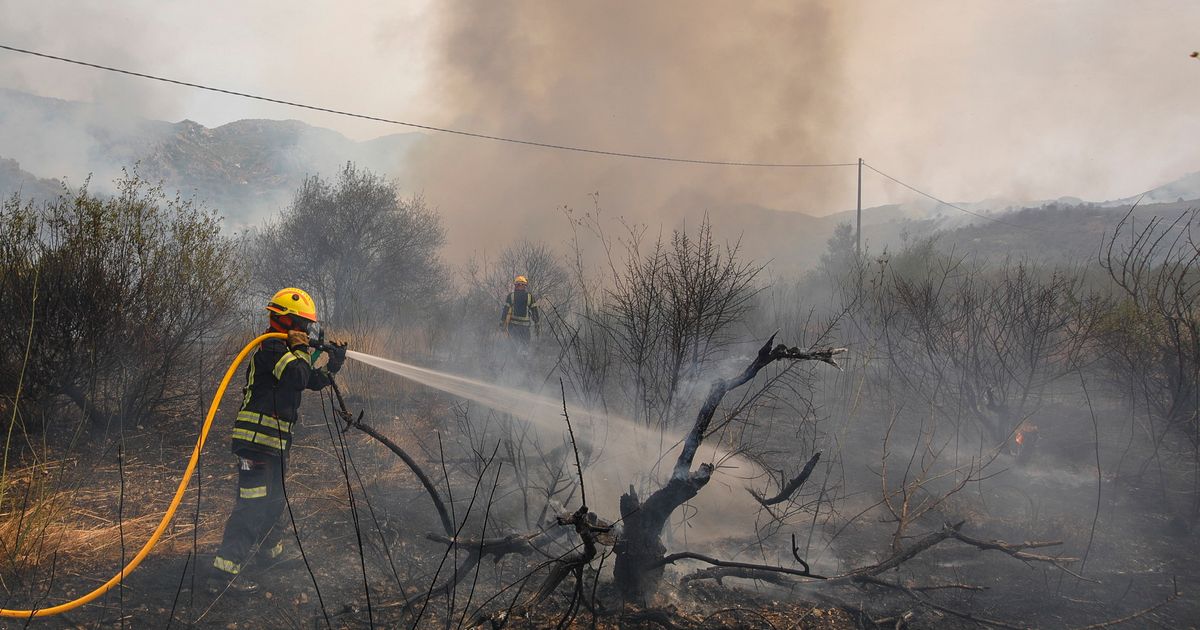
500,275,541,348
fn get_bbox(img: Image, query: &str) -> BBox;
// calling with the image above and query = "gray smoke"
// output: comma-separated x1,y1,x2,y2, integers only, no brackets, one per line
1,2,1198,261
409,2,856,256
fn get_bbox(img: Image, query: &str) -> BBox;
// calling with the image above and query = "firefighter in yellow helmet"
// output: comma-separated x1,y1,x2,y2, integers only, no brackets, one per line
499,275,540,347
208,288,346,594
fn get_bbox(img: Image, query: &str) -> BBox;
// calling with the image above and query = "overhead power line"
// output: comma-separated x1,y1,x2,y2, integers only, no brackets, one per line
862,162,1037,232
0,43,858,169
0,43,1053,233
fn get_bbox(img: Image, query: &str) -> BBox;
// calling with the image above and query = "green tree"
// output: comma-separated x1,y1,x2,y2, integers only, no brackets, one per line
819,221,857,273
253,163,446,332
0,174,241,437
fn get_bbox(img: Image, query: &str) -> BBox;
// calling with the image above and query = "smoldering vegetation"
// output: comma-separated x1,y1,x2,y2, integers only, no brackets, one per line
0,163,1198,629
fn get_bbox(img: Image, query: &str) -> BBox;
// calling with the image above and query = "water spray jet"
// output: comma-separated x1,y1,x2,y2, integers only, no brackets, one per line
345,350,765,535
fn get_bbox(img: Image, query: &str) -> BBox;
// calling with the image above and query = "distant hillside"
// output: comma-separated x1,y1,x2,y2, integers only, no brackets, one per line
2,87,1197,272
1116,170,1200,205
0,158,63,203
686,195,1200,274
682,203,821,273
0,88,423,224
704,196,1200,272
924,199,1200,264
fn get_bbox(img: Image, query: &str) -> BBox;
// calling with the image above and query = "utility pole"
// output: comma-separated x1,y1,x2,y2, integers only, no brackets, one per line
856,157,863,258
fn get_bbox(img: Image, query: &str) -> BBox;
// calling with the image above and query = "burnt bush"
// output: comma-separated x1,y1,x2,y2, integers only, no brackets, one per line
1099,209,1200,512
530,213,766,429
0,174,241,440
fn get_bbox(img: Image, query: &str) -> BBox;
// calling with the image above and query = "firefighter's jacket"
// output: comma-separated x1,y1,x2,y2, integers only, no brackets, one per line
231,336,332,457
500,290,540,327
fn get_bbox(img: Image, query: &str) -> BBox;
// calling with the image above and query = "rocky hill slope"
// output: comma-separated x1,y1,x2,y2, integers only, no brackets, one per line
1,87,1196,269
0,88,421,223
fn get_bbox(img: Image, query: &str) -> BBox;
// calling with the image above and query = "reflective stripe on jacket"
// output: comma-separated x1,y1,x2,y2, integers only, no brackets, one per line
232,336,332,456
500,291,540,327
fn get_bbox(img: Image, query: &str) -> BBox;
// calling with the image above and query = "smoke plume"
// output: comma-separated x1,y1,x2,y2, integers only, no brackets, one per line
410,2,856,256
2,2,1199,263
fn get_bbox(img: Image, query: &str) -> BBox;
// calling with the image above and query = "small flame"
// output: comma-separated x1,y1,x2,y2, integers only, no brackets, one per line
1015,431,1025,446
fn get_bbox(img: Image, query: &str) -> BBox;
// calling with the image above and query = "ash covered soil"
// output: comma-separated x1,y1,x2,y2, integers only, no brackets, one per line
1,387,1197,629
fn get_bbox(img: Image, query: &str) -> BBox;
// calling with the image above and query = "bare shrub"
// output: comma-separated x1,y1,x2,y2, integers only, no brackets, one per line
0,174,240,436
852,240,1097,447
596,217,764,429
1099,208,1200,511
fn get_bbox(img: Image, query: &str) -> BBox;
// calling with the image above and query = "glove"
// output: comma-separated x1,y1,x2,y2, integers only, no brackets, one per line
287,330,310,350
326,341,347,374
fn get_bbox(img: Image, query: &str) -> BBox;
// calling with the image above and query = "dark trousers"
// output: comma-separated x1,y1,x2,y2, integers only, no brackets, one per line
212,453,288,575
509,324,531,345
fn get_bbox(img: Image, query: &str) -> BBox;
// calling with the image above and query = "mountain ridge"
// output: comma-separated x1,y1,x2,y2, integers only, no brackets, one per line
0,87,422,224
1,87,1197,270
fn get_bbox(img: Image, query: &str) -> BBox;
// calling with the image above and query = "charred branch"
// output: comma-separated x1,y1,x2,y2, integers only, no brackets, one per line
945,529,1074,564
425,532,540,562
672,336,844,481
559,378,587,509
854,575,986,593
749,451,821,507
645,523,1085,630
420,532,543,604
614,336,843,602
468,506,613,627
524,506,612,606
60,382,113,430
349,418,454,537
836,522,1070,587
679,566,793,587
655,522,1070,602
653,551,826,580
848,521,967,578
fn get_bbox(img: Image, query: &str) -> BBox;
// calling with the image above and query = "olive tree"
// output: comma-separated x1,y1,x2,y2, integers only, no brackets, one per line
0,174,241,437
253,163,446,333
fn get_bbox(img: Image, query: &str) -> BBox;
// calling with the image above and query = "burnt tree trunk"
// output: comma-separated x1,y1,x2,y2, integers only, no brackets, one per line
613,468,712,598
612,336,843,602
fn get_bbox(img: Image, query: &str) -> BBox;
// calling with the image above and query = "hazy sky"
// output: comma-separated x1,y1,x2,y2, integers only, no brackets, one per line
0,1,1197,241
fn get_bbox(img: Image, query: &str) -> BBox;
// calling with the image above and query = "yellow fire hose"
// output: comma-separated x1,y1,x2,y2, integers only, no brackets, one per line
0,332,285,618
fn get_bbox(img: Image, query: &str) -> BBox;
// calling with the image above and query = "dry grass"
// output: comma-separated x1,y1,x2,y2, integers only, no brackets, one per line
0,460,224,576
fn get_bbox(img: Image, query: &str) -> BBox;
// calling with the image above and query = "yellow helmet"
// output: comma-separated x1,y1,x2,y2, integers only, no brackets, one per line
266,287,318,322
514,275,528,286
